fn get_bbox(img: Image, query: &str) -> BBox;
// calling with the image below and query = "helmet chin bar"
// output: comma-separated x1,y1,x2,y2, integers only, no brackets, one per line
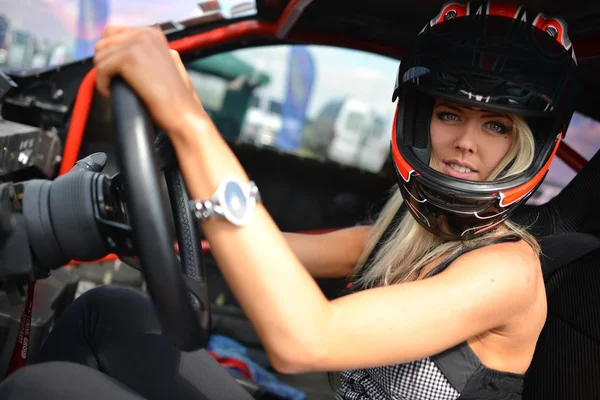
398,174,522,241
393,143,552,241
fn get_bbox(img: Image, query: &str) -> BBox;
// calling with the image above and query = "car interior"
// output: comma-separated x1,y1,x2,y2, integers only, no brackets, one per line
1,0,600,399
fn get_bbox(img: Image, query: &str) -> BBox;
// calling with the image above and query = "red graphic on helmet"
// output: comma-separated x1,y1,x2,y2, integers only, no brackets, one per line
498,133,562,207
390,106,415,182
533,14,572,50
429,2,470,26
420,2,578,64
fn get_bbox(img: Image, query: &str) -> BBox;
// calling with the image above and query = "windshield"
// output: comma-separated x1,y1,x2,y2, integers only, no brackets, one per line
0,0,257,73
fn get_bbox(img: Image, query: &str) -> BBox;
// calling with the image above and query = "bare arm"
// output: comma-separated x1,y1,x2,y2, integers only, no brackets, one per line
93,28,538,377
172,115,540,375
282,226,371,279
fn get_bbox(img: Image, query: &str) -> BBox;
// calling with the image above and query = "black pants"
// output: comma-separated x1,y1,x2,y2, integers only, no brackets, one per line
0,285,254,400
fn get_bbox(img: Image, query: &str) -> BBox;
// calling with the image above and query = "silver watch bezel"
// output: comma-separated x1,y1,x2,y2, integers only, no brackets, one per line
190,174,261,226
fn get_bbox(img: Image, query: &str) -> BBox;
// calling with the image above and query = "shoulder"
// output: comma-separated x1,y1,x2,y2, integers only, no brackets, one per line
435,238,542,317
468,238,540,276
451,237,540,281
468,235,538,260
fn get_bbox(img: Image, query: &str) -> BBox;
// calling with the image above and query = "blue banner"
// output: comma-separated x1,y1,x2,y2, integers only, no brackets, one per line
74,0,109,60
274,46,316,151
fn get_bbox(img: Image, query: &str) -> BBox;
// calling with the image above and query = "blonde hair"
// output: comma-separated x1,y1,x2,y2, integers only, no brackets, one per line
351,114,540,289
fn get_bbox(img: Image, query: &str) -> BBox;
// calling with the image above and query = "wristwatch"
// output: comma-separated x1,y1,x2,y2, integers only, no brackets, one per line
189,174,262,226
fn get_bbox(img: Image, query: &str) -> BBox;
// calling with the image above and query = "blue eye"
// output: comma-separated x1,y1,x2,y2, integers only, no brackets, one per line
437,112,460,121
485,121,509,134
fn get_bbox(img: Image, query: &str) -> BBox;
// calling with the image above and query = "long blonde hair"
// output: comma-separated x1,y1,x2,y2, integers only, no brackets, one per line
351,113,540,289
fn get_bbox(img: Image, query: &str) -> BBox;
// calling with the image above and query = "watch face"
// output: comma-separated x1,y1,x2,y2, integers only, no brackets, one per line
224,181,248,222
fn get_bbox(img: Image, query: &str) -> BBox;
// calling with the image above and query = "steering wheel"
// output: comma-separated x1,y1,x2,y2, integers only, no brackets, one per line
110,78,210,351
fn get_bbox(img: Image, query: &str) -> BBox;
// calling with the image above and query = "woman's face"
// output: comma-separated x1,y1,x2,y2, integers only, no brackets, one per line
429,98,514,181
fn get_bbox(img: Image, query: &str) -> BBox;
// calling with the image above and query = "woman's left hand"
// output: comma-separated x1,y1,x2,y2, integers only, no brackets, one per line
93,25,204,137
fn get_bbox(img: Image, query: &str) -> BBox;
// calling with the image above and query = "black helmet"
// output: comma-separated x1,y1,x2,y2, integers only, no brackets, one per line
391,0,579,240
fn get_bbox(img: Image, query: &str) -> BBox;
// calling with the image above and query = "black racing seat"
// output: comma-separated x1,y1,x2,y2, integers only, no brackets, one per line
512,146,600,238
511,148,600,400
523,236,600,400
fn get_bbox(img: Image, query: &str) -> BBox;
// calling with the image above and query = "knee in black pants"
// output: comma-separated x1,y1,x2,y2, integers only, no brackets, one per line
35,285,160,367
67,285,160,334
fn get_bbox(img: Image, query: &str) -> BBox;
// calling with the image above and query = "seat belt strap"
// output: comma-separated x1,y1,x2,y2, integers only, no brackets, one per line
5,283,35,377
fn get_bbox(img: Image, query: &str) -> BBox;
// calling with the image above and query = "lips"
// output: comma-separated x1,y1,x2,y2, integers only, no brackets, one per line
444,159,478,179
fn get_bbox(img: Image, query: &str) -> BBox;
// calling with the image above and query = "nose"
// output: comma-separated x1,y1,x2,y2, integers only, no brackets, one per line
453,121,478,154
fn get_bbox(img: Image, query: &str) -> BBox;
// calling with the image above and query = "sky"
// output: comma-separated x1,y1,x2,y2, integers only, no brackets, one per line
0,0,256,44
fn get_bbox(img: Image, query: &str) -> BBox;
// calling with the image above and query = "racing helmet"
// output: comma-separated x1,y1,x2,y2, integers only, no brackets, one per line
391,0,579,240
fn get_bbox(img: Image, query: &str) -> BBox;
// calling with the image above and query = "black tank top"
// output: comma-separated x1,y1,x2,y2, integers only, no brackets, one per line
428,234,525,400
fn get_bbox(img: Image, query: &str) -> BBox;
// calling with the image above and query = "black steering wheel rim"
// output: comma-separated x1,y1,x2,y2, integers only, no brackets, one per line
110,78,210,351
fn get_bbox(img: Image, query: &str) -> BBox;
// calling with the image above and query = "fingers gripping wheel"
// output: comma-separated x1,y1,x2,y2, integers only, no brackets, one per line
110,78,209,351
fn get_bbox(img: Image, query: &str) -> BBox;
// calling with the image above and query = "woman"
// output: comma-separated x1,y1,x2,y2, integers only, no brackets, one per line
0,2,578,399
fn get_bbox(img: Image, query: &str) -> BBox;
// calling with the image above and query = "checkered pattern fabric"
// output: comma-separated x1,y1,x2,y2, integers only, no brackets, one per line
335,356,459,400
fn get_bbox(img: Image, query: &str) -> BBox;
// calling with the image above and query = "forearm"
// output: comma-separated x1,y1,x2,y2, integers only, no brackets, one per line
283,227,370,279
171,113,331,367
